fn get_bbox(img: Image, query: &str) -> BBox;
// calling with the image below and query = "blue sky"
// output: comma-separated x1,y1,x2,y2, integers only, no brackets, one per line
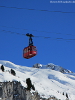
0,0,75,72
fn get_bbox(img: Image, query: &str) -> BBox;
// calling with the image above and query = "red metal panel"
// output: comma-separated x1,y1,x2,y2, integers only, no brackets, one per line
23,46,37,59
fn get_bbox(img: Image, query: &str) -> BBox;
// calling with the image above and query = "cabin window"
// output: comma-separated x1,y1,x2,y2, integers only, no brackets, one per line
32,47,37,51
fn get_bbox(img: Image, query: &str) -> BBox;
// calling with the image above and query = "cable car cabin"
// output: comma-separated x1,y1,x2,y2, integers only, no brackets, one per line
23,46,37,59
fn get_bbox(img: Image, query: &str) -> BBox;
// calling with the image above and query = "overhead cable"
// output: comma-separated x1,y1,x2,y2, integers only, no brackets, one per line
1,30,75,42
0,5,75,14
1,26,75,37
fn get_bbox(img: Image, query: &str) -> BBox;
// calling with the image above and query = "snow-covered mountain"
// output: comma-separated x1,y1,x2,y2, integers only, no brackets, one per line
0,60,75,100
33,63,73,73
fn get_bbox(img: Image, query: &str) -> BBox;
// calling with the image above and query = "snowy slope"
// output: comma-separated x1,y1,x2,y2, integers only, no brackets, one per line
0,60,75,100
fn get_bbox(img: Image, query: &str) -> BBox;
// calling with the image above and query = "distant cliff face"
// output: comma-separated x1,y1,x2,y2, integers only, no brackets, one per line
0,81,58,100
0,81,26,100
0,81,39,100
33,63,73,73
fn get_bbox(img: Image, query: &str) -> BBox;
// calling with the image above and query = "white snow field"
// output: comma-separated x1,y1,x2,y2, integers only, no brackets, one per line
0,60,75,100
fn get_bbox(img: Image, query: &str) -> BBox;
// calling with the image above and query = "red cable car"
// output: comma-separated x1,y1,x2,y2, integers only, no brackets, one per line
23,33,37,59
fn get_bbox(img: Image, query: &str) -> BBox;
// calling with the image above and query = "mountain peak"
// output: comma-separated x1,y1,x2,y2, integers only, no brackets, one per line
33,63,73,73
